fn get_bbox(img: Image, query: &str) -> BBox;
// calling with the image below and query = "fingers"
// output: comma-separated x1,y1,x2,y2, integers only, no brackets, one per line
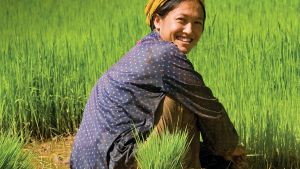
224,144,247,163
232,145,246,157
231,145,249,169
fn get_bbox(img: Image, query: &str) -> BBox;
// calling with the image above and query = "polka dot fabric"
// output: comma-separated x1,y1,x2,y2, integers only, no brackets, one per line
70,31,238,168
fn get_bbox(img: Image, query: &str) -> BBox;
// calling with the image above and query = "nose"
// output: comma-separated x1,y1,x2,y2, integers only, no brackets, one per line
183,23,193,34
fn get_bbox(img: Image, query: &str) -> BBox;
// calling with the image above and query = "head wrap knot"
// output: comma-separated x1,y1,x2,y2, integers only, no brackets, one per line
144,0,205,26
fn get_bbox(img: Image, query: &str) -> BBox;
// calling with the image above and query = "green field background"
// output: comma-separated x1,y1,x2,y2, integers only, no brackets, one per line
0,0,299,168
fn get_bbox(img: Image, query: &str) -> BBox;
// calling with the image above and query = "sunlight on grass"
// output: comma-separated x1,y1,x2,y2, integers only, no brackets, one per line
0,134,32,169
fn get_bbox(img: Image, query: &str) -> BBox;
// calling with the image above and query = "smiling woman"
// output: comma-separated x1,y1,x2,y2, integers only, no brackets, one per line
151,0,205,53
70,0,245,169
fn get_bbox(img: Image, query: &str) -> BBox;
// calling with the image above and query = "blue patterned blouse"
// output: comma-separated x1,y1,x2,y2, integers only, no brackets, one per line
70,31,238,169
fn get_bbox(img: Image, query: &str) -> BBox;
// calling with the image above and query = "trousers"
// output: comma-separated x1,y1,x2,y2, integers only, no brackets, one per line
150,95,233,169
152,95,201,169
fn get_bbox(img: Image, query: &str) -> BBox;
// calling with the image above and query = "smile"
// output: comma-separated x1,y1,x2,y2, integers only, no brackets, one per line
176,36,193,43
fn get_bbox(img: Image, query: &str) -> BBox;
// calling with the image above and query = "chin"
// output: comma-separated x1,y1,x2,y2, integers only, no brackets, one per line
178,47,190,54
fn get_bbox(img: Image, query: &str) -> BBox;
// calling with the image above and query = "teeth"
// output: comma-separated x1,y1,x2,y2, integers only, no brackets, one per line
177,37,192,42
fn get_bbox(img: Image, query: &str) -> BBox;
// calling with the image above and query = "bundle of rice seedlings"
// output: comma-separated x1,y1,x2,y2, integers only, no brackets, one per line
135,130,190,169
0,134,32,169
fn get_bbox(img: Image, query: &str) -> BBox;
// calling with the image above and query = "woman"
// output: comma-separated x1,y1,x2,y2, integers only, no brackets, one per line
71,0,246,168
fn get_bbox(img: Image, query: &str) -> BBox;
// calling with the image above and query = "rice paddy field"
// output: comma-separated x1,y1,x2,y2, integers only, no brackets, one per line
0,0,299,168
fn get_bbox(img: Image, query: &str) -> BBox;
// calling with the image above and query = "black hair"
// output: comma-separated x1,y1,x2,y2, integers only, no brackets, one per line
150,0,206,31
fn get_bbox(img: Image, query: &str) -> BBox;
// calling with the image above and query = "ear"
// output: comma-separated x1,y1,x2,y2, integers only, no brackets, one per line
153,13,162,31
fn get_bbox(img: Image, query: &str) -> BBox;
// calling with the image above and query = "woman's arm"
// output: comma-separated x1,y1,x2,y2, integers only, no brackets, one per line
156,43,239,157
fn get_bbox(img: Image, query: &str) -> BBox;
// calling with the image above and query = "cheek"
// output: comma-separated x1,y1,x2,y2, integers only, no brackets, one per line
161,26,177,41
160,30,172,42
194,30,202,41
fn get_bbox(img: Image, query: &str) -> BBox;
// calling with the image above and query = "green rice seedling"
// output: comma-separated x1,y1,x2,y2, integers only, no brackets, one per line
135,130,190,169
0,134,32,169
0,0,299,168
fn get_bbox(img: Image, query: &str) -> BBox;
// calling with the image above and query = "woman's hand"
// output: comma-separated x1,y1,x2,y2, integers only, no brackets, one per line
225,144,249,169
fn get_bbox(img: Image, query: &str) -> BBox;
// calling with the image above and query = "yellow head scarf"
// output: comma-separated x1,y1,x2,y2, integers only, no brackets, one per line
144,0,168,26
145,0,205,26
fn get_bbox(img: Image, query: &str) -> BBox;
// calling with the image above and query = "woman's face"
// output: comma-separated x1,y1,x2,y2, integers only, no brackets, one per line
154,0,204,54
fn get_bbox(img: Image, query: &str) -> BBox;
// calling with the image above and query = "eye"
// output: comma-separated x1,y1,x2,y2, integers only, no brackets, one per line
195,20,203,25
176,17,186,23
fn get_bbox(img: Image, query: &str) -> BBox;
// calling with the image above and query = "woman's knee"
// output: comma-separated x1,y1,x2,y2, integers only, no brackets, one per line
154,95,197,134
